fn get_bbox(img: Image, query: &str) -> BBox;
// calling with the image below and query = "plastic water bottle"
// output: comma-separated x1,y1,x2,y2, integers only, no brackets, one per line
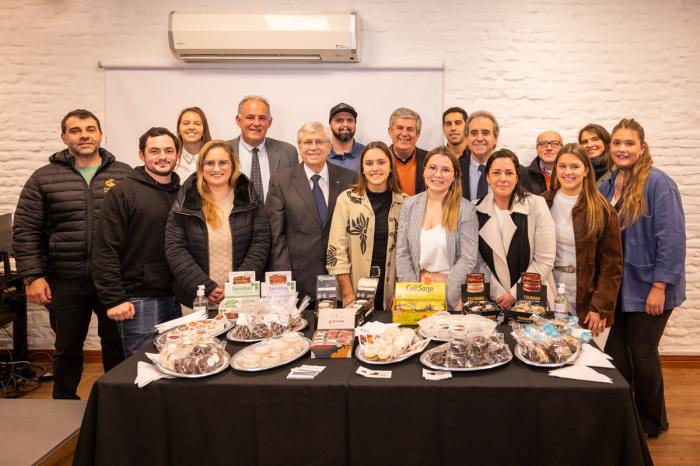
193,284,207,315
554,283,568,321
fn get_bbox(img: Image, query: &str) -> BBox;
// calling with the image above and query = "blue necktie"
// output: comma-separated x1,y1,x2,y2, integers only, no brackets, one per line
311,174,328,223
477,164,488,199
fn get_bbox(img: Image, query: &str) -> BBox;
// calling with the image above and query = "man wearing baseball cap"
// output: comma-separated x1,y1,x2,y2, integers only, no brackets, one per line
327,103,365,173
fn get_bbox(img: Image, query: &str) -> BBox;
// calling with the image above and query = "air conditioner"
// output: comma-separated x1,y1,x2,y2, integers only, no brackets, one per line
169,12,360,63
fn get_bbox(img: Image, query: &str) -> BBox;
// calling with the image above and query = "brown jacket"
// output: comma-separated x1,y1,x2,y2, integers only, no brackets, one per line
542,190,623,326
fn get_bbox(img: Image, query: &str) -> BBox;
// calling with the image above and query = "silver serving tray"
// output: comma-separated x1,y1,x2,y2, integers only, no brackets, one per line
419,343,512,372
355,336,430,365
154,319,235,351
230,337,312,372
155,352,230,379
513,343,580,368
226,319,308,343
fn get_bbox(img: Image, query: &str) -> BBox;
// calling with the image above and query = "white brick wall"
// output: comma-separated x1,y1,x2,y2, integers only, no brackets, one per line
1,0,698,354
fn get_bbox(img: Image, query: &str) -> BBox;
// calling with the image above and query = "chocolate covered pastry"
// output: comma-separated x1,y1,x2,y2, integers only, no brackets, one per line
164,340,227,375
252,323,272,339
270,321,287,336
230,325,253,340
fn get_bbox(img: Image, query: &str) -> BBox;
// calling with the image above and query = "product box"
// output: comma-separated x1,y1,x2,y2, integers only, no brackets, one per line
461,273,502,320
391,280,447,325
260,271,296,298
316,275,338,304
224,270,260,301
229,271,256,284
511,272,548,322
260,281,296,298
310,329,355,359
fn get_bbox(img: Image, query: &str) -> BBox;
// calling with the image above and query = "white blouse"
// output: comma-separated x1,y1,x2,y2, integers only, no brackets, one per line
494,206,511,235
174,148,198,182
551,192,578,267
419,224,451,274
550,191,578,313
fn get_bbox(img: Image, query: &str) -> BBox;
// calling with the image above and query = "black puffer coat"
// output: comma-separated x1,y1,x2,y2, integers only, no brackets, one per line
12,148,132,281
165,174,270,307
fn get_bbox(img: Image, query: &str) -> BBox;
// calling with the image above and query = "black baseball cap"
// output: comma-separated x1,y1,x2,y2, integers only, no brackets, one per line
329,103,358,121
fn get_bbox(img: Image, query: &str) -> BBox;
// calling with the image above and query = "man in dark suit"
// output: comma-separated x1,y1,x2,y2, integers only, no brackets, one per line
460,110,532,202
266,121,356,302
387,107,428,196
227,95,298,202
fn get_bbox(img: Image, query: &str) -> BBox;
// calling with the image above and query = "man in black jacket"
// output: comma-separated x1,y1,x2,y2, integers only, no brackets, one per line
525,130,562,195
93,127,182,357
12,109,132,399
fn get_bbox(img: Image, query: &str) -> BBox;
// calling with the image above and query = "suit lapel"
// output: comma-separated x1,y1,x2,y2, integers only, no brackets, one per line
463,156,472,200
326,164,342,228
501,215,516,255
231,136,241,159
409,193,427,273
476,195,512,289
266,139,281,173
292,164,322,226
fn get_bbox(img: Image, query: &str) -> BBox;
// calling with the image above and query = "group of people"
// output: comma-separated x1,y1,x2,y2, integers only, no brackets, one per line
12,96,685,440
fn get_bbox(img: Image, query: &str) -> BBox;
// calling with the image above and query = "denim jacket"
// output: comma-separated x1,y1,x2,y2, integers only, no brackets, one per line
599,168,686,311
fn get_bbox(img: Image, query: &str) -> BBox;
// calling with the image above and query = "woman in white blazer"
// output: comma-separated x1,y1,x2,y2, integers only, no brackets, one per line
396,146,479,310
475,149,556,310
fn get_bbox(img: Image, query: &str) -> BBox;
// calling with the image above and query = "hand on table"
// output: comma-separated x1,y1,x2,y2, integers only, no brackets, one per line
342,293,356,307
496,293,516,311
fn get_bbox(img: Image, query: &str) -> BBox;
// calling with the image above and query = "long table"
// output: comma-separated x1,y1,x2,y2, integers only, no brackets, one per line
73,311,652,466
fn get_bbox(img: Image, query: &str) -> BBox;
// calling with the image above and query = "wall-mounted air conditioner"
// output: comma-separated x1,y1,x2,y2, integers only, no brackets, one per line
169,12,360,63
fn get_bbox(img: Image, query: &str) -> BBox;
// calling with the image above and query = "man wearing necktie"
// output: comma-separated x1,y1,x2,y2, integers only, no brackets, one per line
462,111,532,202
227,95,298,202
266,122,356,302
463,110,498,202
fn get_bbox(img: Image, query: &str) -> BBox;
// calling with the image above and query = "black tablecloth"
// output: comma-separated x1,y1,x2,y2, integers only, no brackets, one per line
73,311,652,466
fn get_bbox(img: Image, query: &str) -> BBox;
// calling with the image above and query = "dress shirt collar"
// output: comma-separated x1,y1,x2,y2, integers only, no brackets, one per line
303,162,329,182
330,140,358,160
240,138,267,154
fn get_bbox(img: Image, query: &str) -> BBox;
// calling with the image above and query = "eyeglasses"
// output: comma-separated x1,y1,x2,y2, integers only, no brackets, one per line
203,160,231,169
537,141,562,148
301,139,328,148
425,164,454,176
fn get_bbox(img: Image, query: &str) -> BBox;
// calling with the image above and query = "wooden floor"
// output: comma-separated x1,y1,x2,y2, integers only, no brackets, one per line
21,363,700,466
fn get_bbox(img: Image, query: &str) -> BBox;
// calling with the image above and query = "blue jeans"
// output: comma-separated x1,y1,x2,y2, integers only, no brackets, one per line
118,296,182,358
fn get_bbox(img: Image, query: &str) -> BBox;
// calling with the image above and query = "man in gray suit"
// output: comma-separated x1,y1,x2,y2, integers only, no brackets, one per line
228,95,298,202
266,121,356,302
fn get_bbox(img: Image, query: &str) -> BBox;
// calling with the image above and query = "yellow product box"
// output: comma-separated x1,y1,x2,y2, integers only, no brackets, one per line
391,281,447,325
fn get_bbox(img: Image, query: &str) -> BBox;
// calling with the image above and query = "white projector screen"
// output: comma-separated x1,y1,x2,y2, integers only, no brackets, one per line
104,65,444,168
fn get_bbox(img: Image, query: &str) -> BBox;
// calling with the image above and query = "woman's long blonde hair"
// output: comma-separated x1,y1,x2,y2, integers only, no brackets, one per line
423,146,463,232
196,140,240,229
610,118,653,229
551,143,611,240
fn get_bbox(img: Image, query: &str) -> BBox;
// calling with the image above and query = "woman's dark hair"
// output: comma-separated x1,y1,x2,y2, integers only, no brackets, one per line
578,123,611,169
176,106,212,154
485,148,528,209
